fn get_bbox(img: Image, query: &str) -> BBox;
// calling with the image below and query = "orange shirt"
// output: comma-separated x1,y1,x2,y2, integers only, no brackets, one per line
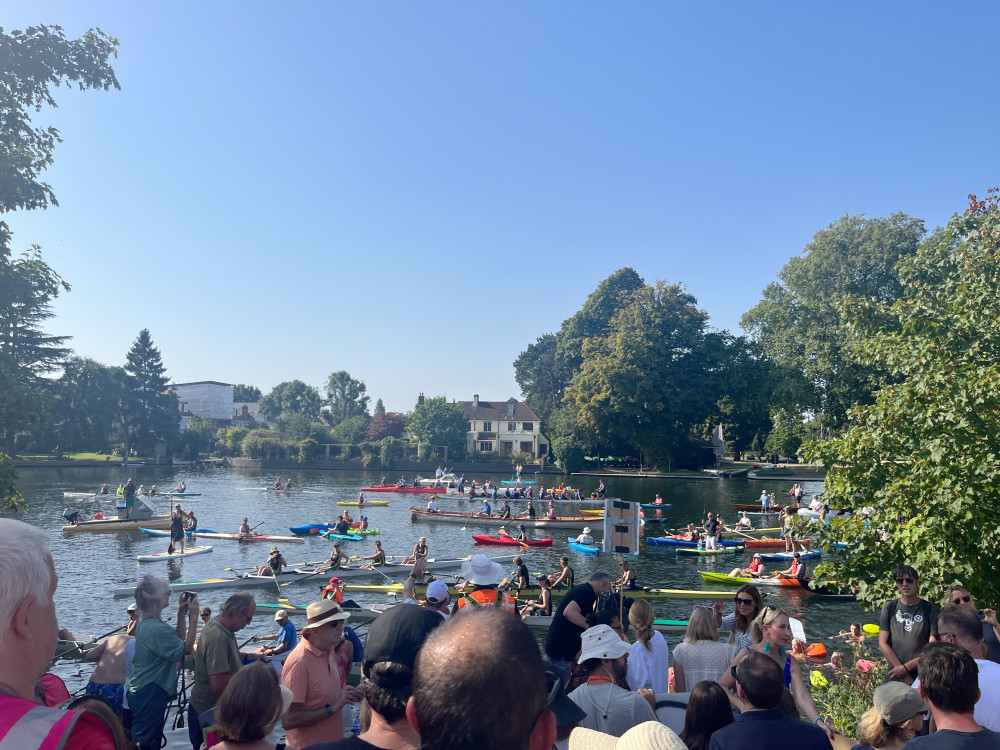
282,639,345,749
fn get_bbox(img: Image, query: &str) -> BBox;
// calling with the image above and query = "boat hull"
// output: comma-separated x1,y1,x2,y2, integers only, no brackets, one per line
63,515,172,533
567,537,599,554
647,537,744,548
137,546,213,562
471,535,553,547
675,546,743,556
345,582,749,601
410,508,590,529
337,501,390,506
361,485,440,494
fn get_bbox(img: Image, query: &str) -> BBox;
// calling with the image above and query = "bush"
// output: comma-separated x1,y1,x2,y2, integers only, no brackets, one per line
361,452,376,468
811,643,888,736
553,436,585,473
240,431,282,459
297,438,319,464
380,437,401,470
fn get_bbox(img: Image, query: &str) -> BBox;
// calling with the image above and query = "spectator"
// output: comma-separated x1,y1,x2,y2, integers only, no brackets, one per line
188,593,256,749
567,624,657,736
714,584,762,650
879,566,940,685
305,603,445,750
452,554,517,614
672,606,735,693
851,682,926,750
717,606,834,736
82,632,132,719
63,695,131,750
679,681,734,750
911,606,1000,732
547,667,588,749
626,600,670,693
0,519,116,749
545,572,613,681
407,608,557,750
129,577,198,750
709,651,830,750
282,601,364,749
209,661,292,750
568,721,686,749
941,586,1000,663
905,642,1000,748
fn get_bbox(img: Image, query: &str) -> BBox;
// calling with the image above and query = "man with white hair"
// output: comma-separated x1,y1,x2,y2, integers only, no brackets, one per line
0,518,116,748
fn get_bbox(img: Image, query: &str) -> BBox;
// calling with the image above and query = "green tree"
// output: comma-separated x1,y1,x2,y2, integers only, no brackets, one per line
51,357,124,452
513,334,564,426
324,370,370,425
216,426,248,456
233,384,262,402
764,408,806,457
181,415,216,457
240,430,282,459
330,415,368,445
258,380,321,421
280,413,327,443
564,281,712,470
0,451,26,512
407,396,467,458
741,213,925,430
373,398,385,416
122,329,178,455
809,192,1000,608
0,350,44,453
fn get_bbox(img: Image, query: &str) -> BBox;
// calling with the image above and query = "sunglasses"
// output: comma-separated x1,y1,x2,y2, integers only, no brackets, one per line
735,597,755,606
952,596,972,604
730,665,740,683
895,577,916,584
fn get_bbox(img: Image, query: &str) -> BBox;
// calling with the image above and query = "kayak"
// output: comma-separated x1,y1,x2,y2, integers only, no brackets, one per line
700,571,814,588
471,534,554,547
346,582,751,602
322,531,363,542
356,528,380,536
138,527,301,543
361,485,441,494
137,546,213,562
410,508,590,529
580,509,606,517
639,503,673,510
289,523,378,536
742,538,811,549
337,501,390,507
524,616,695,634
675,546,744,556
64,492,117,500
568,537,600,554
647,537,744,548
758,550,821,561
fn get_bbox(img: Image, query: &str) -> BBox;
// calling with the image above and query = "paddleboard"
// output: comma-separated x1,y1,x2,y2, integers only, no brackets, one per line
137,546,213,562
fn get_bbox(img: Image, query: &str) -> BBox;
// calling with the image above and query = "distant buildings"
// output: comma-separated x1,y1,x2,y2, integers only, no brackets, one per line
171,381,234,430
455,394,549,458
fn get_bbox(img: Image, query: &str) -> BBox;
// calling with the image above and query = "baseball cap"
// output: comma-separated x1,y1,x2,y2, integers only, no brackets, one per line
873,681,928,725
273,609,288,621
425,580,450,606
363,604,444,679
127,603,137,612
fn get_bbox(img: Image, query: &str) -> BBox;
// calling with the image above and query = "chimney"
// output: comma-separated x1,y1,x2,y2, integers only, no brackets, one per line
241,405,249,418
473,394,479,408
417,393,424,406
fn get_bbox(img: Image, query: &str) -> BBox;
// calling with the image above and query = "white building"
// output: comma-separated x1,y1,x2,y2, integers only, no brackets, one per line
456,395,549,458
171,381,234,430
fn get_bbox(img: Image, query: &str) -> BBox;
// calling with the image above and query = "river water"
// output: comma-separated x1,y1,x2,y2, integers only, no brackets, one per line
13,465,873,691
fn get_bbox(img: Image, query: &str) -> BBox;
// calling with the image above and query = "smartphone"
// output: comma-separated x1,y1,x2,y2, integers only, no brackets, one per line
978,609,986,621
180,591,196,603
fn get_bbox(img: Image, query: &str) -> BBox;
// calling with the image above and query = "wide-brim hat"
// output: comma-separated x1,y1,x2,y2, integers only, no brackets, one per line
578,624,630,664
460,554,505,585
270,547,279,553
302,600,350,630
582,527,592,534
569,722,686,750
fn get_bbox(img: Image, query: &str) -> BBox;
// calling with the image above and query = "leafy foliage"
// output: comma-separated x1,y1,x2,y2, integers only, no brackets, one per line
330,415,367,445
764,408,806,457
258,380,321,421
0,451,26,511
51,357,124,452
324,370,370,425
232,384,262,402
181,415,216,457
812,642,888,736
216,427,248,456
365,411,406,442
379,436,402,470
809,194,1000,608
240,430,282,459
297,437,319,464
407,396,467,457
122,329,177,455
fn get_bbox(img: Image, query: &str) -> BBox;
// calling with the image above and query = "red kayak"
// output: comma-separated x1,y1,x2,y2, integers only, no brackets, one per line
471,534,554,547
361,485,441,494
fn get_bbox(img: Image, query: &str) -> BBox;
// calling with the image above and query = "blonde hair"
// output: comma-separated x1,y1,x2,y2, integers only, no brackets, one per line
629,599,655,651
857,706,917,747
684,606,721,644
750,605,789,645
942,585,973,608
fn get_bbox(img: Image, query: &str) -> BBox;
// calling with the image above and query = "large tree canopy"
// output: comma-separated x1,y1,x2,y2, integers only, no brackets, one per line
809,193,1000,608
324,370,370,425
406,396,467,458
259,380,322,421
741,213,925,430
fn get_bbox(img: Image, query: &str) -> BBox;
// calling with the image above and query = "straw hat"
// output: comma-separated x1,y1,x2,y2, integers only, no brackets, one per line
460,554,505,585
569,722,686,750
301,600,350,630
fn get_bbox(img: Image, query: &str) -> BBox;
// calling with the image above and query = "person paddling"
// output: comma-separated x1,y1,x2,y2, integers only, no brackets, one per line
358,540,386,568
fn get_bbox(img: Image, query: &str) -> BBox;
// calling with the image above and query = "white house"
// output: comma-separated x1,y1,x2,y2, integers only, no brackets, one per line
456,395,549,458
171,381,234,430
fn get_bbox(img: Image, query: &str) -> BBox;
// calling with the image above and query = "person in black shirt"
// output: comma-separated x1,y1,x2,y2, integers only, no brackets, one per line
544,572,612,682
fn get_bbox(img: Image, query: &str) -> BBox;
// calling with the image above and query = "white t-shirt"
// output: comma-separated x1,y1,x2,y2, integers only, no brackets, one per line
627,632,670,692
568,681,657,737
913,658,1000,731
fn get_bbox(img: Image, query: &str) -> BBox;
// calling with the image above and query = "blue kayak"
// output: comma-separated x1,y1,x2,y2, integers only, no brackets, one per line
289,523,334,536
758,550,821,562
322,530,363,542
647,537,743,548
567,537,599,554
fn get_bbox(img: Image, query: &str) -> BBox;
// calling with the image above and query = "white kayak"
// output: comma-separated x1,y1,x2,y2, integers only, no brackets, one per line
137,546,213,562
64,492,116,500
797,508,851,521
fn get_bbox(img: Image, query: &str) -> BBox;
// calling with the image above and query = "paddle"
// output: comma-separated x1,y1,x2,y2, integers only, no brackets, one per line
239,522,265,541
460,508,479,531
280,568,327,588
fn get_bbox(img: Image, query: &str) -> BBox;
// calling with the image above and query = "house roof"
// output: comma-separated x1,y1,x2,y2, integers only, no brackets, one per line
456,397,541,422
171,381,234,388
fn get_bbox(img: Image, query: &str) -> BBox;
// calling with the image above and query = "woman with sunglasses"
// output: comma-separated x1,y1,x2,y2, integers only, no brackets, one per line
942,585,1000,663
717,605,838,738
714,584,761,650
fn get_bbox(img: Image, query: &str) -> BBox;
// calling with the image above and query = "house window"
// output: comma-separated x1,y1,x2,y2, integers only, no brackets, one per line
500,441,513,454
507,422,516,432
520,441,533,454
482,421,492,432
522,422,533,431
478,441,493,452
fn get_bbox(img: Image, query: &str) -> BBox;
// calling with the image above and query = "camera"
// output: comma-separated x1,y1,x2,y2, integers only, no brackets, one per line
180,591,196,603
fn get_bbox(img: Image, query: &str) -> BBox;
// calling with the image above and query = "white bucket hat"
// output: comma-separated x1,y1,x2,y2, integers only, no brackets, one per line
582,527,592,534
460,554,505,585
577,624,629,664
569,721,686,750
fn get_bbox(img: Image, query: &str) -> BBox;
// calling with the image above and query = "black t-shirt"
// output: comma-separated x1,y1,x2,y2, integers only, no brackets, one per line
879,598,940,665
545,583,597,661
705,519,720,535
516,563,530,586
904,728,1000,749
303,735,377,750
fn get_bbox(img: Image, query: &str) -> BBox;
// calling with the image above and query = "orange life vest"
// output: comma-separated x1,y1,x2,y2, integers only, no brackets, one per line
455,588,517,614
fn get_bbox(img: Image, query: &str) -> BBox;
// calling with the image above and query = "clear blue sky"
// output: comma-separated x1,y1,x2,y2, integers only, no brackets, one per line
5,2,999,413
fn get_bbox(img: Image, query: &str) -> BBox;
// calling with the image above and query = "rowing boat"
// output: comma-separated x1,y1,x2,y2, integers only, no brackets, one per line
409,507,590,529
675,546,744,556
139,528,303,543
63,515,172,533
137,546,213,562
63,491,117,500
471,535,554,547
647,537,744,548
361,485,441,494
343,582,753,602
568,537,600,554
110,555,517,597
337,501,390,507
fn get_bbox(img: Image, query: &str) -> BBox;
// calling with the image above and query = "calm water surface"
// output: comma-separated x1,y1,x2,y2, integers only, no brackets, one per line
12,466,873,690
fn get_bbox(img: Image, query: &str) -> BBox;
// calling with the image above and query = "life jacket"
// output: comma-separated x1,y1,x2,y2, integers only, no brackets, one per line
0,694,98,750
322,587,343,603
456,588,517,614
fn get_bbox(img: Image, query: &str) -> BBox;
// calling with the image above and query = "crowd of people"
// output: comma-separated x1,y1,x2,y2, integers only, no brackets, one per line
5,515,1000,750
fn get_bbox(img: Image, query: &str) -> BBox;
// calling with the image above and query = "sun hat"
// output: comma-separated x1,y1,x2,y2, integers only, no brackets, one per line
569,721,686,750
301,600,350,630
577,625,630,664
873,682,928,725
270,546,278,552
419,536,427,542
460,554,505,585
127,603,137,612
425,580,451,606
362,603,444,679
582,527,592,534
273,609,288,622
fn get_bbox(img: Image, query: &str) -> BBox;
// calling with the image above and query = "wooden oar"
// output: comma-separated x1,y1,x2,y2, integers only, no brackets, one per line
52,624,127,661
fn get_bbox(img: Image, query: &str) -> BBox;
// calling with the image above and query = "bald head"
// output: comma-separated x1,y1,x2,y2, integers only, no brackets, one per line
409,610,554,750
